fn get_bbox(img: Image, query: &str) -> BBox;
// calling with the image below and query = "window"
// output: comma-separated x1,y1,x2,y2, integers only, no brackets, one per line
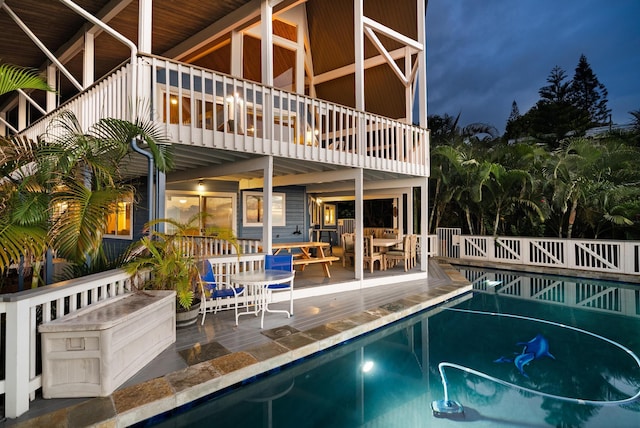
243,191,286,227
323,204,336,226
165,192,236,234
105,196,133,239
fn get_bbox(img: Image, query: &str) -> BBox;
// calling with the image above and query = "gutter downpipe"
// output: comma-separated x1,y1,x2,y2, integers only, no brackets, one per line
131,137,155,230
60,2,156,227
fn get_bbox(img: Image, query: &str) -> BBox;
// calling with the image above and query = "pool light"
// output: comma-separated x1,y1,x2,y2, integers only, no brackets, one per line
361,360,374,373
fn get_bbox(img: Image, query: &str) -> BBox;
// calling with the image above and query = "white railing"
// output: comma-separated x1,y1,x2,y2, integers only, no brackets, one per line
425,234,438,257
463,268,640,318
437,227,462,258
1,268,138,418
148,55,428,174
456,235,640,276
20,62,133,140
18,56,428,176
176,236,262,258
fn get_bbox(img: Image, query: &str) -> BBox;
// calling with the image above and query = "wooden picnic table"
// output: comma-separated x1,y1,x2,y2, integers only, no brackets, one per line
272,241,340,278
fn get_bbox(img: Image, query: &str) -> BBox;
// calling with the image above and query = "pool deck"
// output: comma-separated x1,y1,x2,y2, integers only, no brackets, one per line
4,259,471,428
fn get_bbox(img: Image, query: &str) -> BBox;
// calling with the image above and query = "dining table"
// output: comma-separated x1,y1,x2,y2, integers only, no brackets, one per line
372,237,402,252
230,269,295,329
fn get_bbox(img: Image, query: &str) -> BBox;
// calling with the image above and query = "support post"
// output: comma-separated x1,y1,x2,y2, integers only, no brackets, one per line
5,300,32,418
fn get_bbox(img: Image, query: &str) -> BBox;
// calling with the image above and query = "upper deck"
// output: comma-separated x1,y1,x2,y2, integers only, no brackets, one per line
18,55,429,179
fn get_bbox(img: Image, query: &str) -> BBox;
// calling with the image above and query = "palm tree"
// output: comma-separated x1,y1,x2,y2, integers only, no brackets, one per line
0,63,52,283
0,109,172,285
481,163,544,236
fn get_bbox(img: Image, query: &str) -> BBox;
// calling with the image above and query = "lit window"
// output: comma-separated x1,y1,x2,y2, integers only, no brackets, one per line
243,191,286,227
105,196,133,239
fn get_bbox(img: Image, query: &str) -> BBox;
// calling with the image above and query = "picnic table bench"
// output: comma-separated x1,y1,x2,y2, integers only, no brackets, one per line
272,241,339,278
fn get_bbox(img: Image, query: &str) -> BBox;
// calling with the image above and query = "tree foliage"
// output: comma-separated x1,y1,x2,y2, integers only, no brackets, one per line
0,110,172,283
506,56,610,148
429,114,640,240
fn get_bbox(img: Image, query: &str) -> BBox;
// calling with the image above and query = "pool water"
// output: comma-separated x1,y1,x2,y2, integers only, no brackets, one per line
146,269,640,427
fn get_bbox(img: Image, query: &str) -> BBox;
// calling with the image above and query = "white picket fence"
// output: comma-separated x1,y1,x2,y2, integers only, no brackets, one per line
437,229,640,276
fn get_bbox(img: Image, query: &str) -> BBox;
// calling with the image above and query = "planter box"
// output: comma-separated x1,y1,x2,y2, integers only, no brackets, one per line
39,290,176,398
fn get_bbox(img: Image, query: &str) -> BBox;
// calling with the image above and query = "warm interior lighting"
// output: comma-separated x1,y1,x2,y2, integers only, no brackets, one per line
198,180,204,192
179,199,187,204
170,96,178,105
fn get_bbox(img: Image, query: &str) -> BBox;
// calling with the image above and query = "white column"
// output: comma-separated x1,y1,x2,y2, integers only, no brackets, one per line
420,177,428,272
138,0,152,53
261,1,274,140
296,21,304,94
417,0,427,126
354,168,364,280
405,50,412,123
231,30,243,78
263,156,274,254
0,112,6,136
18,94,26,131
138,0,153,112
83,31,95,87
354,0,364,110
46,64,57,112
261,0,273,86
5,301,31,418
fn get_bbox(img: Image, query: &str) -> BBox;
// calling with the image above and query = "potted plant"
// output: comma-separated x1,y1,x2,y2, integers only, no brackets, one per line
124,213,239,327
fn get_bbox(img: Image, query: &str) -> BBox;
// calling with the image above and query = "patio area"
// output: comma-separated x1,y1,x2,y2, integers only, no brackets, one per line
5,258,471,427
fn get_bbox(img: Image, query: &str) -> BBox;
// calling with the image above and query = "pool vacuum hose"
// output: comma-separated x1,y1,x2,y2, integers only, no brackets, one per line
431,308,640,417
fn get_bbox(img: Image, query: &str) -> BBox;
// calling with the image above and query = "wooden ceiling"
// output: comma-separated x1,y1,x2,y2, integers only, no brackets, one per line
0,0,421,119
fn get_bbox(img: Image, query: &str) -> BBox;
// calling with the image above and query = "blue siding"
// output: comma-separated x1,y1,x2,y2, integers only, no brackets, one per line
238,186,308,243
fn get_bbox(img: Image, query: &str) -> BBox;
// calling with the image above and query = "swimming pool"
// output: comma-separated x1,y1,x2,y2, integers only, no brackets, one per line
145,268,640,427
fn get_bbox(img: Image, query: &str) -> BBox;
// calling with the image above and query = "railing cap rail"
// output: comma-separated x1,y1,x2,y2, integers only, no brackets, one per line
1,268,131,303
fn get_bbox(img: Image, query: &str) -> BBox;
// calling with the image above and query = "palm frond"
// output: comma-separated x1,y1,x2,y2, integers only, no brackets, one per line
0,63,53,96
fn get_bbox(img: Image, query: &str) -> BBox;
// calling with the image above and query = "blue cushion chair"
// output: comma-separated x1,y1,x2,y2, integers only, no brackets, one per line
264,254,295,320
198,259,245,325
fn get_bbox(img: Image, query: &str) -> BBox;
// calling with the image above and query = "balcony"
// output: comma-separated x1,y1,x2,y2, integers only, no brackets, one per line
20,55,429,178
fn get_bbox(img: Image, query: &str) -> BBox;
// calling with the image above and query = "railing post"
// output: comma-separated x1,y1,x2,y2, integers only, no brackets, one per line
5,299,32,418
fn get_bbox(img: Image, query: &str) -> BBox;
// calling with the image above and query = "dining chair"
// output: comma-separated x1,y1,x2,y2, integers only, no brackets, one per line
198,259,245,325
264,254,295,317
341,233,355,267
363,235,384,273
385,234,411,271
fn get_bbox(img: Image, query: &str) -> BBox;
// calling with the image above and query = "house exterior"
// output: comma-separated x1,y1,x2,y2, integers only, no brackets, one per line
0,0,429,282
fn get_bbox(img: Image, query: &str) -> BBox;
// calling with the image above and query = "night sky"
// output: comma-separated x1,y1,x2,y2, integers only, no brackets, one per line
425,0,640,133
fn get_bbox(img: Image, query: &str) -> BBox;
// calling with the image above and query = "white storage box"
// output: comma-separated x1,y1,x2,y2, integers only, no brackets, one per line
39,290,176,398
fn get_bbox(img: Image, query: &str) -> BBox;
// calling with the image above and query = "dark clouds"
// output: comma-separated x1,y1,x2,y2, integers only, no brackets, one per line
426,0,640,132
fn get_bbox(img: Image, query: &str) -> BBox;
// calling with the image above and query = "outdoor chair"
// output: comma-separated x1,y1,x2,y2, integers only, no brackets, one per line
198,259,245,326
363,235,385,273
264,254,295,317
385,234,411,271
341,233,355,267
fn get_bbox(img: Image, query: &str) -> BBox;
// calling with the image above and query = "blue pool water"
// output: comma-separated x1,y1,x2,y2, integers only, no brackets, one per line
147,268,640,427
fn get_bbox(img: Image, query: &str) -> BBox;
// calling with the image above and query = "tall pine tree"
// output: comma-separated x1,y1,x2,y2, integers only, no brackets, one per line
570,54,610,126
505,100,523,141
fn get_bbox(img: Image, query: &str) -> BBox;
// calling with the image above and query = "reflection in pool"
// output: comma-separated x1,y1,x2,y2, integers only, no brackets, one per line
146,268,640,427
